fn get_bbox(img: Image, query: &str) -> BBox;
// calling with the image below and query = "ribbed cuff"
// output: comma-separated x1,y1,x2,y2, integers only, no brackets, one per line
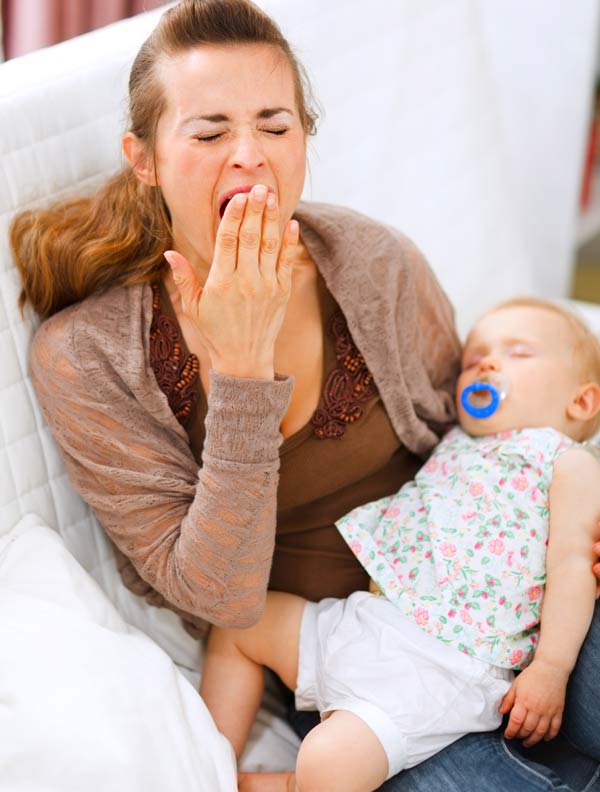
203,370,295,464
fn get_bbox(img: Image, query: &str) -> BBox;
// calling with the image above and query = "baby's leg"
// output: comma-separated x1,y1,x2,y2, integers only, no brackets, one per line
200,591,306,760
237,712,387,792
295,710,389,792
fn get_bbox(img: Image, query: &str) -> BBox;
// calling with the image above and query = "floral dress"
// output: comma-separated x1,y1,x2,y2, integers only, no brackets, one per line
336,427,574,669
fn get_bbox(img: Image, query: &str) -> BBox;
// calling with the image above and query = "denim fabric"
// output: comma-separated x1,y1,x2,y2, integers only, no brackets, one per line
287,601,600,791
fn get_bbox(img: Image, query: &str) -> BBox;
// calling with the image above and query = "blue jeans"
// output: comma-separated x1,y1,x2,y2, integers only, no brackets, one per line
287,600,600,791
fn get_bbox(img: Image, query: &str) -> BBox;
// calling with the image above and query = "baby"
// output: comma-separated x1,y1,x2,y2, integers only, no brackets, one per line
201,297,600,792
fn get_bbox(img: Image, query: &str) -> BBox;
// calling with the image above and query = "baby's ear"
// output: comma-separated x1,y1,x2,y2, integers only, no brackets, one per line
567,382,600,422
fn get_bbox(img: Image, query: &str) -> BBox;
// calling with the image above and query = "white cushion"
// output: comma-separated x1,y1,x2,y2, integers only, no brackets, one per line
0,513,238,792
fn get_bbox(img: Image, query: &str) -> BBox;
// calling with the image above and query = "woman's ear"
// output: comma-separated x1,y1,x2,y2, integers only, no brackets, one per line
567,382,600,422
122,132,158,186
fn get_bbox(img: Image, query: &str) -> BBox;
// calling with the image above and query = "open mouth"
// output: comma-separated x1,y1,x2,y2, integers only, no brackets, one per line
218,185,274,219
219,198,232,219
218,185,255,219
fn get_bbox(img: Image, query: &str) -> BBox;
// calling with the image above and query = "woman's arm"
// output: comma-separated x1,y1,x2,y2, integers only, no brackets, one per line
500,447,600,746
30,313,293,629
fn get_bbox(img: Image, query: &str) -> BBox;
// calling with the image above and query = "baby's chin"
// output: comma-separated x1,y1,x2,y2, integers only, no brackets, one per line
457,413,513,438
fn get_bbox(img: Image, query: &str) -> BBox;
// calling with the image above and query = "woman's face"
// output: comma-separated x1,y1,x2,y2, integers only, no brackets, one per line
151,43,307,270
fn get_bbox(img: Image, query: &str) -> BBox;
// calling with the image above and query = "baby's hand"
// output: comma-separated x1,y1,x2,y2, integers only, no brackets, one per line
499,659,568,747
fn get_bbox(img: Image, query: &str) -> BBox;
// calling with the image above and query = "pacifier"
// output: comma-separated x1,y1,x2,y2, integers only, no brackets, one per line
460,375,509,419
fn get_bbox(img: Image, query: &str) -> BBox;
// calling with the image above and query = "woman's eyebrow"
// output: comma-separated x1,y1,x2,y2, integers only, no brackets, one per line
180,107,293,128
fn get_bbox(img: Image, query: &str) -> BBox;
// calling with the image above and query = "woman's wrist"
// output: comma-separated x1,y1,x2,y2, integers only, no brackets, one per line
203,371,294,465
211,357,275,381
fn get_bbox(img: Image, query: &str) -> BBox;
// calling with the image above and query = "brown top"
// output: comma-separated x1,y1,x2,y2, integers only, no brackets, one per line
150,276,421,601
29,201,461,636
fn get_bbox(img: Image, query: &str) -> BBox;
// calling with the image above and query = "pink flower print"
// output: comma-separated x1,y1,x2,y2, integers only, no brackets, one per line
425,551,432,559
448,609,456,618
463,511,477,521
499,597,506,606
528,586,542,602
488,538,504,555
440,542,457,558
469,482,484,497
498,478,506,486
474,542,483,550
385,507,401,519
511,476,528,492
349,540,362,555
424,458,438,473
509,649,523,667
507,551,514,568
414,607,429,626
486,577,496,587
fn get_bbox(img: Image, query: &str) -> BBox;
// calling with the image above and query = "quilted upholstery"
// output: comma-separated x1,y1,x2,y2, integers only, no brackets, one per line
0,7,204,667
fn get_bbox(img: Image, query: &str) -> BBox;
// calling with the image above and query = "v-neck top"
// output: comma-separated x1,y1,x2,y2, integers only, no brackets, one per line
150,276,422,600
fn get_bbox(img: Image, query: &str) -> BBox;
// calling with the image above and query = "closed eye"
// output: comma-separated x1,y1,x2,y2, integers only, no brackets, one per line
509,345,534,358
194,133,223,143
262,128,288,136
461,355,482,371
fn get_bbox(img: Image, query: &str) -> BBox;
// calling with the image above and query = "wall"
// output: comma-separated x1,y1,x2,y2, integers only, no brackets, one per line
261,0,599,332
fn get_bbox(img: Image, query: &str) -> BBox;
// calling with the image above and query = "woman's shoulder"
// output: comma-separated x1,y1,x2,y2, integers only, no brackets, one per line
295,200,428,284
295,200,420,252
31,282,150,383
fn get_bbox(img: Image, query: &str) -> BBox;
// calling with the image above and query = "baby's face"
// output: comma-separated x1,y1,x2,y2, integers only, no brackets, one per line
457,305,582,437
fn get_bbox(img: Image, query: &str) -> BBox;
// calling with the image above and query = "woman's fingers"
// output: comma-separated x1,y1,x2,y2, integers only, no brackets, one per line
212,192,247,278
164,250,203,317
259,191,281,282
236,184,268,280
277,219,299,294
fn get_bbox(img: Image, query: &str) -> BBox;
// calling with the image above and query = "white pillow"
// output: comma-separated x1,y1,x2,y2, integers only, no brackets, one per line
0,514,237,792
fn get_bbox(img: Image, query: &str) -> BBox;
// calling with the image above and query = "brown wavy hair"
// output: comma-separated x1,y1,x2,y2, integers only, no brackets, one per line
10,0,318,319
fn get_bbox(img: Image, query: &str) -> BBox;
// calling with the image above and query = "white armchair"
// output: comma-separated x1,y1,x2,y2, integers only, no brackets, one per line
1,2,600,788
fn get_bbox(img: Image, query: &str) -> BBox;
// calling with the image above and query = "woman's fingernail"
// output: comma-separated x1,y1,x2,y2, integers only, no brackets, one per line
267,192,276,209
253,185,267,201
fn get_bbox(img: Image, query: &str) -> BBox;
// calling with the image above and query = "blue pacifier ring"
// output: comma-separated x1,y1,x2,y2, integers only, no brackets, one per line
461,381,500,419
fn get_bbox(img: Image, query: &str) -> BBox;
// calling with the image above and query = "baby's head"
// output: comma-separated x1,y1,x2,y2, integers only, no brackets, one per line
457,297,600,441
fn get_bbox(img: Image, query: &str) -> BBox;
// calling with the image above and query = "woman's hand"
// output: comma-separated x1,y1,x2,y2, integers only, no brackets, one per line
164,184,298,380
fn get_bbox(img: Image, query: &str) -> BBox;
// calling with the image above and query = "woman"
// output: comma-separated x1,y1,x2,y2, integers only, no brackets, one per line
10,1,600,789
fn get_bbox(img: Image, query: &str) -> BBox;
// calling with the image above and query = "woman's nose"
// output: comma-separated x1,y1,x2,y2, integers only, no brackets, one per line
230,131,265,171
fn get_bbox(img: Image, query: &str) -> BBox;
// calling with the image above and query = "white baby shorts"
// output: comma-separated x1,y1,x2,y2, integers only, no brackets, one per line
295,591,513,779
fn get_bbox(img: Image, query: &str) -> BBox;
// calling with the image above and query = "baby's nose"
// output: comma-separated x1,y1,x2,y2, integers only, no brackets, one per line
479,356,501,373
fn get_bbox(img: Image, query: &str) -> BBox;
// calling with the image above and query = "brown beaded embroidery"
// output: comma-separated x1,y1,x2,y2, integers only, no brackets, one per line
149,283,200,428
312,310,378,439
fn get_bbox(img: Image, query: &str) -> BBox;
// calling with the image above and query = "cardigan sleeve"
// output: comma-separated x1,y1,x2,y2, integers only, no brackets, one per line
29,310,293,630
411,245,461,434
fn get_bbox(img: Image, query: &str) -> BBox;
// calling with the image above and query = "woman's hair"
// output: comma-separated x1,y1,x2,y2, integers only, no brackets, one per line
11,0,318,319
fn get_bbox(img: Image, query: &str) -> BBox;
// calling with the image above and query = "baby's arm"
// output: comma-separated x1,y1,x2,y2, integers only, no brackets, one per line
501,447,600,746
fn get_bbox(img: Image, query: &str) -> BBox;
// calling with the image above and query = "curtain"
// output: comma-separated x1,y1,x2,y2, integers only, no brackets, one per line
2,0,166,59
